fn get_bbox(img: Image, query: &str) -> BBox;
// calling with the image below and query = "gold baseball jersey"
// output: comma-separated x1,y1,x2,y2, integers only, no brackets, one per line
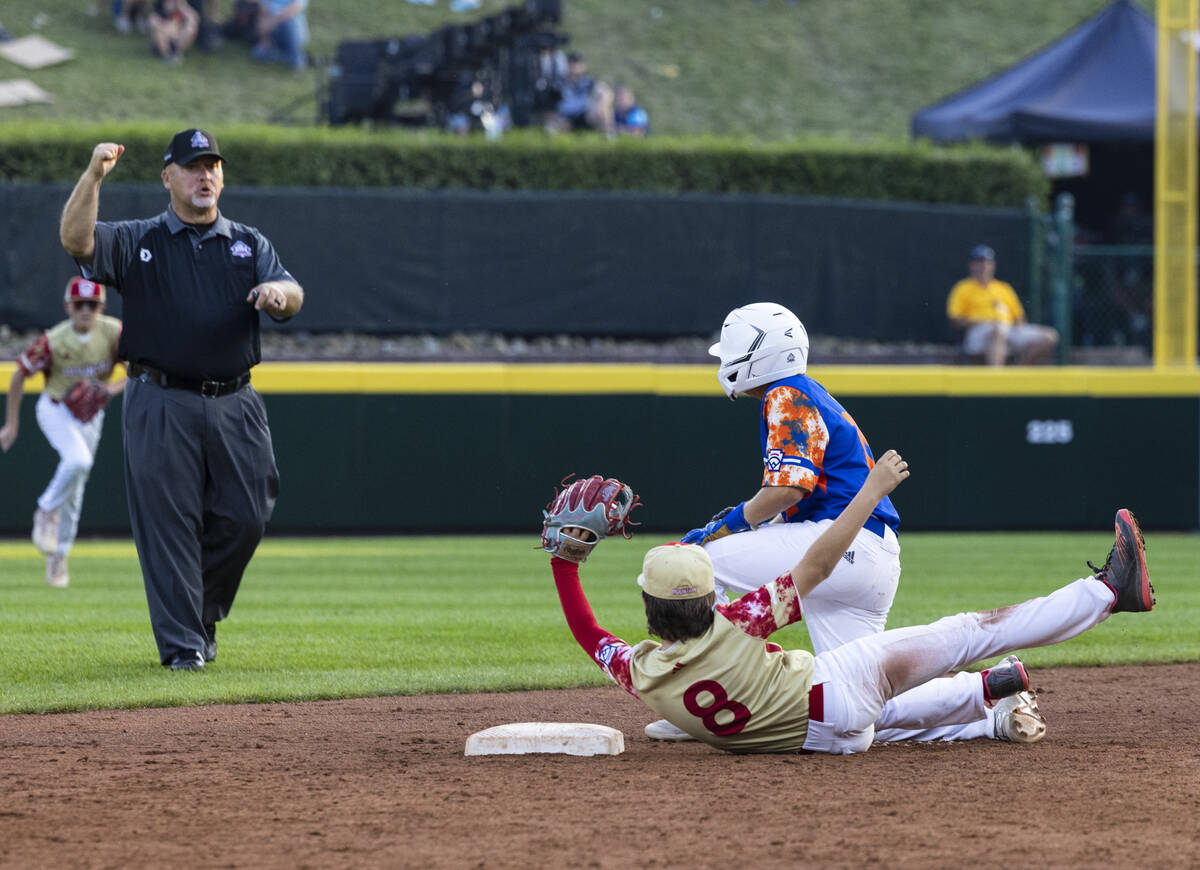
946,277,1026,325
553,559,816,753
18,315,122,400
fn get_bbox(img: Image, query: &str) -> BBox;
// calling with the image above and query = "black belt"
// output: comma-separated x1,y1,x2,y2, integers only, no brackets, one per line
128,363,250,398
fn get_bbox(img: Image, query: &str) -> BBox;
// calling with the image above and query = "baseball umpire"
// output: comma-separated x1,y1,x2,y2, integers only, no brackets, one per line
0,277,124,587
59,129,304,670
542,460,1155,754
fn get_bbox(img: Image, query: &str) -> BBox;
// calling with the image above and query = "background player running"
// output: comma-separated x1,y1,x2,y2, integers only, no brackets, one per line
544,454,1154,754
1,277,124,587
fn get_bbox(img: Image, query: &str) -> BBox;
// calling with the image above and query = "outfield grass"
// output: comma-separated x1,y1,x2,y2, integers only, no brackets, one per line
0,0,1129,138
0,529,1194,715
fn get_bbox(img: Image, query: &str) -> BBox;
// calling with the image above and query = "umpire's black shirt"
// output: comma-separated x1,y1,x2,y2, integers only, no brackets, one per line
85,207,294,381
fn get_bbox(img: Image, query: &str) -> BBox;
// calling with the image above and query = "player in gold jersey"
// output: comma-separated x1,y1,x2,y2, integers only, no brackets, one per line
550,452,1154,753
0,277,125,587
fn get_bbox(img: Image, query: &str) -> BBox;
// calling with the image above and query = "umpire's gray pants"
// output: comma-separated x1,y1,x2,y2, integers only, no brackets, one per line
123,377,279,664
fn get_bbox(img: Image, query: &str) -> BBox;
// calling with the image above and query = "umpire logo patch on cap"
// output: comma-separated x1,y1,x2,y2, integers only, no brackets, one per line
191,131,210,149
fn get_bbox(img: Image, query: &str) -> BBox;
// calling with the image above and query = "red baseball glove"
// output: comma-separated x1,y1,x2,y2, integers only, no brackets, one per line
541,475,641,563
63,381,110,423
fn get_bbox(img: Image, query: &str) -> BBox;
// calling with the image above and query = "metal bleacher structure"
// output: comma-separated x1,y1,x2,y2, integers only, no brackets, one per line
324,0,566,130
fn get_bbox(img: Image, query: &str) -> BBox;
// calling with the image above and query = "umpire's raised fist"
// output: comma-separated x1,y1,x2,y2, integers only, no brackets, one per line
89,143,125,178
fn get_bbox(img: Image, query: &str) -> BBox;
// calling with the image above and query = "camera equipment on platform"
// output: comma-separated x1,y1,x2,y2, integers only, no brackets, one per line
325,0,567,130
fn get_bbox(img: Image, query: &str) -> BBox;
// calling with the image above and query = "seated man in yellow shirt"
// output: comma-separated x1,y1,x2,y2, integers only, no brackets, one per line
946,245,1059,365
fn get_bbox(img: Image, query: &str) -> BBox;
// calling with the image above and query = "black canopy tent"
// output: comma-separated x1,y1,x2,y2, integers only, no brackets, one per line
911,0,1170,238
912,0,1159,145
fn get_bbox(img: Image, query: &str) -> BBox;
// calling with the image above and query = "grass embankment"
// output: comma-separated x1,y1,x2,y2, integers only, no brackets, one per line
0,0,1125,138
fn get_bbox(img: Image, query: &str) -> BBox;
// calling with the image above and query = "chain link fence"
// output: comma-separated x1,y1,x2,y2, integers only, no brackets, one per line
1072,245,1153,359
1029,194,1155,365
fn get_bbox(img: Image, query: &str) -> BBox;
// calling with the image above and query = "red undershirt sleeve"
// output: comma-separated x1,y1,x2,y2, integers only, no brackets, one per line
550,557,638,696
551,557,611,652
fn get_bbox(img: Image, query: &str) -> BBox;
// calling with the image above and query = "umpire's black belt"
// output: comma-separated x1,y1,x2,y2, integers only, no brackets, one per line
128,362,250,398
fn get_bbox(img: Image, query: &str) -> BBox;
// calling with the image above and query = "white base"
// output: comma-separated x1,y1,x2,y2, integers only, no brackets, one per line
464,722,625,756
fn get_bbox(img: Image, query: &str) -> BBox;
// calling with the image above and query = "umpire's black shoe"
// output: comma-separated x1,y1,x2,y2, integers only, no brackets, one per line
203,622,217,663
168,651,205,671
1088,509,1155,613
981,654,1029,705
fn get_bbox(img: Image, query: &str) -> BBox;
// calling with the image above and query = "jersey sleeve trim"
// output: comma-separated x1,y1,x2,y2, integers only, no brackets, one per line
716,572,803,639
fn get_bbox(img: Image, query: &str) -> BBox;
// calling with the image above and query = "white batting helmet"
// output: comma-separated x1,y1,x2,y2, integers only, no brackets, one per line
709,302,809,399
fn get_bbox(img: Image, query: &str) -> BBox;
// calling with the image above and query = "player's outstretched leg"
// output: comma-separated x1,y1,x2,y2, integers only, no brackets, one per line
809,510,1152,752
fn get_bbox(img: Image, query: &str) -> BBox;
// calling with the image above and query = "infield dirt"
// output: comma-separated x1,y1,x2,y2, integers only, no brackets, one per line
2,663,1197,869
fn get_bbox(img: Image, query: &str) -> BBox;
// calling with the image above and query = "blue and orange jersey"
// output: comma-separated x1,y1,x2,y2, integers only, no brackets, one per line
758,374,899,535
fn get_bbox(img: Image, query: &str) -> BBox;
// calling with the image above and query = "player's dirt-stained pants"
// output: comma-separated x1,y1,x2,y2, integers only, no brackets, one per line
706,520,994,743
802,576,1114,754
35,392,104,558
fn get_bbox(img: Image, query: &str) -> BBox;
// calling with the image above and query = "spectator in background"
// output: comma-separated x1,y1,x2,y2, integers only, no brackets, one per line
251,0,309,71
148,0,200,64
946,245,1059,365
221,0,260,44
534,45,569,114
187,0,224,51
113,0,151,33
545,53,613,134
613,85,649,136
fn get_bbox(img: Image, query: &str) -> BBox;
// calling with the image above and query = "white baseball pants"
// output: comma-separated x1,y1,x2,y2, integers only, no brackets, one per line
802,576,1114,754
706,520,994,743
35,392,103,557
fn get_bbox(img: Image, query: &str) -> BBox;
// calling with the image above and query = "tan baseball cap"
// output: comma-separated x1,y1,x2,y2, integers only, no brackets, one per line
636,544,714,600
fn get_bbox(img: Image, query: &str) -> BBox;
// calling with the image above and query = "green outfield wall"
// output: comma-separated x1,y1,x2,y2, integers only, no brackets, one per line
0,363,1196,536
2,183,1032,344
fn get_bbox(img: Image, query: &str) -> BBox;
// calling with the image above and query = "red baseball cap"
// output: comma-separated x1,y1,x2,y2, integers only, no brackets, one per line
64,276,106,305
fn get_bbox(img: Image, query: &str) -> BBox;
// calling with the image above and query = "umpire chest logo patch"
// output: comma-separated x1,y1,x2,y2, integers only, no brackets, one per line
139,247,152,262
765,448,784,473
230,241,253,258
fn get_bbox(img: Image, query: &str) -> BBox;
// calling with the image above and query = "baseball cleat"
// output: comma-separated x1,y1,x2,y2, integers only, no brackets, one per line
1088,508,1155,613
44,554,69,588
993,690,1047,744
168,651,205,672
32,507,60,556
644,719,696,742
981,654,1029,705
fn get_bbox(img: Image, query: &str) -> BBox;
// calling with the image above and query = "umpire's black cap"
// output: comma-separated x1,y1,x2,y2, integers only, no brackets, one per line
163,128,224,166
969,244,996,261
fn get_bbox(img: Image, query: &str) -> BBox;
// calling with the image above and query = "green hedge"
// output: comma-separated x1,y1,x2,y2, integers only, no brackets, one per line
0,121,1047,207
